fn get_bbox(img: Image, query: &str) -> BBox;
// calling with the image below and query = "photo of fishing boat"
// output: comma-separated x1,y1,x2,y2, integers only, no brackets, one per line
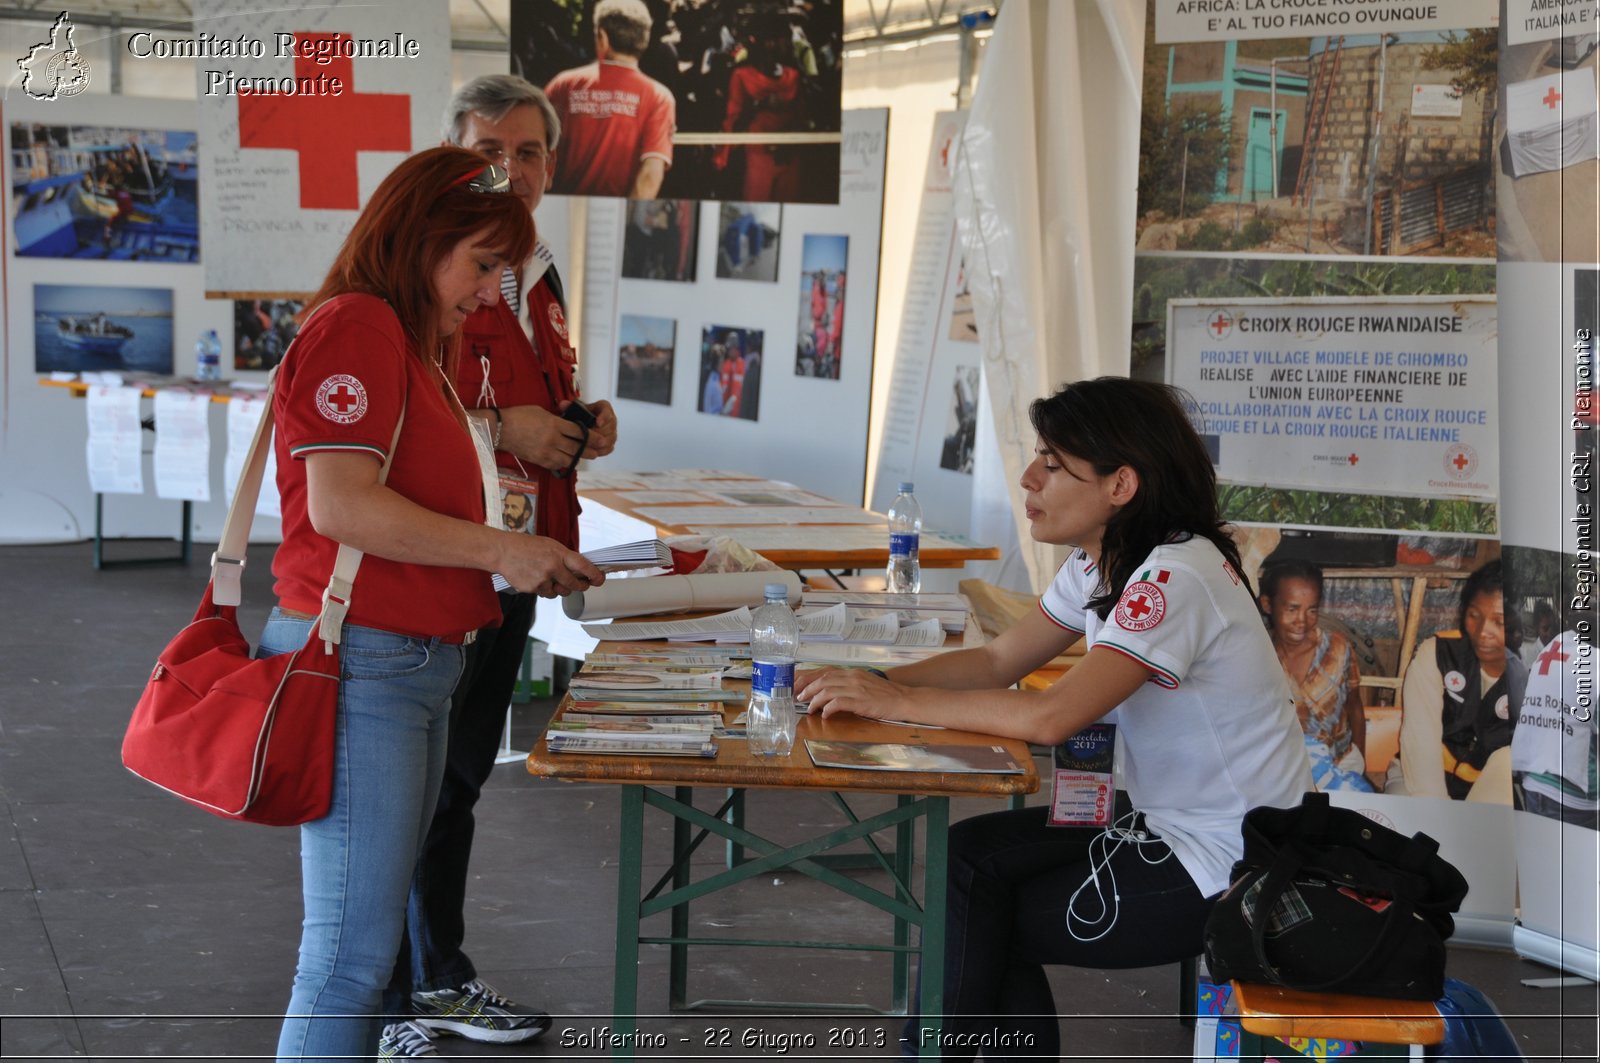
11,124,200,262
34,284,173,374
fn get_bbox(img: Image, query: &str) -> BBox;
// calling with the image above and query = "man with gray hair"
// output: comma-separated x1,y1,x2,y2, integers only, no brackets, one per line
376,72,619,1059
545,0,676,197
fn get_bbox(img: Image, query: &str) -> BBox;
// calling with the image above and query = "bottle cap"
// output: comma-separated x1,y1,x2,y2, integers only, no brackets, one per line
764,582,788,599
898,481,914,493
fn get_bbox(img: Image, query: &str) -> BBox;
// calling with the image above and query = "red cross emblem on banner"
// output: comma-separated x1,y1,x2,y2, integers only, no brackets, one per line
237,33,411,210
1543,87,1562,109
1208,310,1233,338
316,374,368,424
1452,452,1470,472
1537,638,1568,676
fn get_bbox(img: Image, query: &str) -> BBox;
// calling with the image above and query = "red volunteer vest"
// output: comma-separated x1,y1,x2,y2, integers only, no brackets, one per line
453,276,581,550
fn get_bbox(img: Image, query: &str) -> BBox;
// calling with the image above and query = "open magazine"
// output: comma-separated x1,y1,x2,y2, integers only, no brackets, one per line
804,739,1026,774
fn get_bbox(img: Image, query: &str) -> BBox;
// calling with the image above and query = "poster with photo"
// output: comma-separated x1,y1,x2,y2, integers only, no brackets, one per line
716,202,781,281
1137,15,1496,258
1496,31,1600,263
510,0,843,203
948,256,977,343
939,365,979,475
795,233,847,378
11,123,199,262
616,313,676,406
233,298,303,371
1507,544,1598,831
696,324,763,421
621,199,698,281
34,284,174,374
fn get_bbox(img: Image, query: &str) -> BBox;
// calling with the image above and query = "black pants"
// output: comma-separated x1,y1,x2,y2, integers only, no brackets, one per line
382,591,535,1016
905,805,1214,1061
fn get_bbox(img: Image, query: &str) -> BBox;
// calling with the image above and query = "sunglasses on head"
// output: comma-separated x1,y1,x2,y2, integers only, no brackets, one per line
449,163,511,194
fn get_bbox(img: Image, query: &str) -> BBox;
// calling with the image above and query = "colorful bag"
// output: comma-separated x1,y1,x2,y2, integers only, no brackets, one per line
121,369,400,825
1203,792,1468,1000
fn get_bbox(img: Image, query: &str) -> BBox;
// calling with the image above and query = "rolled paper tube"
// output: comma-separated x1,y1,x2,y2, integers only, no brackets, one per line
563,570,803,621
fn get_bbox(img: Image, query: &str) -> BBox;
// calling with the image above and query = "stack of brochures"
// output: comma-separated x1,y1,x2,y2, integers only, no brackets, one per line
545,714,720,757
581,539,675,572
494,539,672,591
566,663,744,703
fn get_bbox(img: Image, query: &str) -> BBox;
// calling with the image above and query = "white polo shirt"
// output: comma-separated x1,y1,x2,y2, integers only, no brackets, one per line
1040,537,1313,896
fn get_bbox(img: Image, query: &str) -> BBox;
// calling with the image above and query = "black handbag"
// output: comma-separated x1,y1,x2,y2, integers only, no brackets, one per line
1203,793,1469,1001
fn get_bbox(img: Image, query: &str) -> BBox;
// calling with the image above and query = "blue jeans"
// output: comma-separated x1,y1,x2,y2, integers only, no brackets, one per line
383,591,535,1013
258,609,464,1062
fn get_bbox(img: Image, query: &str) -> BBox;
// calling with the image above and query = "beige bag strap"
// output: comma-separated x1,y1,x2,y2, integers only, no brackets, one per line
211,318,405,652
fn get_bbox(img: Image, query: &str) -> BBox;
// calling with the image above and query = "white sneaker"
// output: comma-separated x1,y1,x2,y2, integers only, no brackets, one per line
378,1020,440,1059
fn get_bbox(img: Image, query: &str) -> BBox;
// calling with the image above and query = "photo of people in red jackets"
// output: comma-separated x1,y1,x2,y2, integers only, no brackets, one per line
512,0,843,203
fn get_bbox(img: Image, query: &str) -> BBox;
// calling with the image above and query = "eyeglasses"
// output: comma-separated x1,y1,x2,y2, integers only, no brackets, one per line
449,163,512,194
479,145,550,168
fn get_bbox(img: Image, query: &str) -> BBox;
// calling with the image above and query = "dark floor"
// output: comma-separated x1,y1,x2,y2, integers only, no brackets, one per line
0,541,1595,1061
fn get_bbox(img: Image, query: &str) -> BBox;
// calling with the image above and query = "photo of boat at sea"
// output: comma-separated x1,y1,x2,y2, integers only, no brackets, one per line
11,123,200,263
34,284,174,374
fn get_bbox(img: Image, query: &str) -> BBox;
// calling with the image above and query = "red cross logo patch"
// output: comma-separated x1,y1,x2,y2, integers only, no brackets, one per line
1114,580,1167,632
548,302,569,339
316,374,368,425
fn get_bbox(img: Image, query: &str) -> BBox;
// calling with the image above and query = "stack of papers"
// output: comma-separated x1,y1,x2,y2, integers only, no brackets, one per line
800,592,969,633
546,733,718,757
583,539,674,572
582,604,947,647
494,538,672,591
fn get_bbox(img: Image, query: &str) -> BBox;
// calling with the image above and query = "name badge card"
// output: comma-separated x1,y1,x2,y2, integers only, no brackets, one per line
1049,723,1116,827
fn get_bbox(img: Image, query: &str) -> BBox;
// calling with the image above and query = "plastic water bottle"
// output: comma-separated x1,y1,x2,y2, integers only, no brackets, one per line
747,582,798,757
886,482,922,593
195,329,222,382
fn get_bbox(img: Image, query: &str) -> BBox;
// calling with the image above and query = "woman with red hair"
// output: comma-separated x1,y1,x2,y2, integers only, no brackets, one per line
257,146,603,1060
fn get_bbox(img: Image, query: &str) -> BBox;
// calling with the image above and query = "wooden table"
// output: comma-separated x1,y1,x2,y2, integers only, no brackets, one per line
527,679,1038,1058
578,474,999,572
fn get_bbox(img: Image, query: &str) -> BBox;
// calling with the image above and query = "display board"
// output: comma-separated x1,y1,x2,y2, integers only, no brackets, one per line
579,108,887,508
1496,0,1600,982
2,93,238,543
1140,0,1513,951
869,111,987,536
193,0,451,296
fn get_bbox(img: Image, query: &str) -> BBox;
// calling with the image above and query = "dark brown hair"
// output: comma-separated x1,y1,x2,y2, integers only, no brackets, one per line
1029,377,1248,619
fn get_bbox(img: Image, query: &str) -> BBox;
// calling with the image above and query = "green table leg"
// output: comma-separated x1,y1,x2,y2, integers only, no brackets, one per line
669,786,692,1010
918,797,948,1059
613,786,645,1058
892,794,914,1014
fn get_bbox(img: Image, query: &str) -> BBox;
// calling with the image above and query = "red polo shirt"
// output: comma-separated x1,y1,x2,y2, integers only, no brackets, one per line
271,294,498,638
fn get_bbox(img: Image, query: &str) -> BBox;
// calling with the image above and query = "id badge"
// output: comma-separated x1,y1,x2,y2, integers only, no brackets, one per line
1049,723,1116,827
465,416,503,531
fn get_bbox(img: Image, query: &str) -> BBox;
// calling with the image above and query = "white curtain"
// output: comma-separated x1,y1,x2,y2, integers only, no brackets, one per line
952,0,1145,592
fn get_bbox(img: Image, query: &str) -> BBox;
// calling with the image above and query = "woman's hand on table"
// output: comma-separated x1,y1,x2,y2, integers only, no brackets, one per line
496,534,605,598
796,666,908,723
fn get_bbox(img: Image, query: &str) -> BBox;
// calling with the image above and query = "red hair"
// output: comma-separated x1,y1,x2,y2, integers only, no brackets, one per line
303,146,534,382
